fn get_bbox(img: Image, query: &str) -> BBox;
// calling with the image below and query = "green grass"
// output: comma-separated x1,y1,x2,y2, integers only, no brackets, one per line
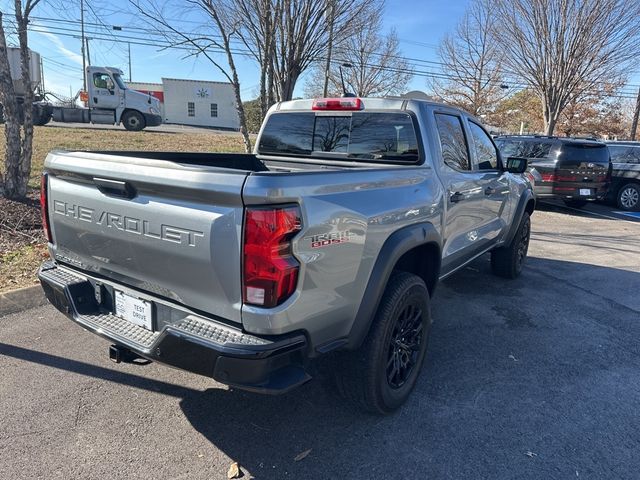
0,125,247,189
0,243,49,292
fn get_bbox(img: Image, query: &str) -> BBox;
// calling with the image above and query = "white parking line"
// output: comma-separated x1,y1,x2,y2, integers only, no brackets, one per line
559,204,640,224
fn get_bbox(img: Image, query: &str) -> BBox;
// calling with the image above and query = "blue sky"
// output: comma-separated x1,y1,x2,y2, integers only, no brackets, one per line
1,0,472,100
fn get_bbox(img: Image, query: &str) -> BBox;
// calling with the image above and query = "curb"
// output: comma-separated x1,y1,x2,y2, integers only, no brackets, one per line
0,284,47,317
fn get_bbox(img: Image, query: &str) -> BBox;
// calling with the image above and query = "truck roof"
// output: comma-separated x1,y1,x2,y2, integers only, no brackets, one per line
274,97,467,113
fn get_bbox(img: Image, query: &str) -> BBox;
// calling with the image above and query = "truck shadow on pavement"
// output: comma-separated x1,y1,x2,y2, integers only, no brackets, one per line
2,256,640,479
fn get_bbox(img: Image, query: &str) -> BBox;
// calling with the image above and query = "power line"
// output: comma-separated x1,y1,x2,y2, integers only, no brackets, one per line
31,14,640,91
9,14,640,101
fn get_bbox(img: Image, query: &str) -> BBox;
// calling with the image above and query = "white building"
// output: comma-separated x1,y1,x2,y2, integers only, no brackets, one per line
126,78,240,130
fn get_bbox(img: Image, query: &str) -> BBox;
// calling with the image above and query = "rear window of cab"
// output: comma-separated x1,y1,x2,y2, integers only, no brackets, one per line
257,112,420,163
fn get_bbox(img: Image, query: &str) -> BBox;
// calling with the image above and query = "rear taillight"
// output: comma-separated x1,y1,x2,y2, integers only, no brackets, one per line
312,97,363,111
40,173,53,243
541,173,556,182
243,206,302,308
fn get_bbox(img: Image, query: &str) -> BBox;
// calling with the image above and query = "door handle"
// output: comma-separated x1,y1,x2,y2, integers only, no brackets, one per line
94,177,136,199
484,186,496,195
450,191,463,203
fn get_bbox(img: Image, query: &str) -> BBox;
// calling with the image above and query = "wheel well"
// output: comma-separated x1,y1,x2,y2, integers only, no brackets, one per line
619,181,640,190
122,109,141,118
525,198,535,215
393,243,440,295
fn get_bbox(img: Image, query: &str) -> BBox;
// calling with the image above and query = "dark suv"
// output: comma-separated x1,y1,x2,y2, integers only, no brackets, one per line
604,141,640,211
495,136,610,208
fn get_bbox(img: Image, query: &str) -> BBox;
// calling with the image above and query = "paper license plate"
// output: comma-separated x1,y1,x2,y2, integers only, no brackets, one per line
579,189,592,196
114,290,153,330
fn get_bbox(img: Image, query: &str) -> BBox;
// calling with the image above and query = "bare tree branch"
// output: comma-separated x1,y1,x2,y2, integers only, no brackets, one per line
304,13,413,98
430,0,508,117
493,0,640,135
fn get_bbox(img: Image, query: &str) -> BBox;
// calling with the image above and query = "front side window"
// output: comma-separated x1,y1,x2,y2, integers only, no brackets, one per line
93,73,112,89
434,113,470,171
469,121,499,170
210,103,218,118
187,102,195,117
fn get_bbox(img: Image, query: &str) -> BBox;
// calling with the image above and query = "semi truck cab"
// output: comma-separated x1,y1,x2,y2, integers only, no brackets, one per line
49,66,162,131
83,66,162,131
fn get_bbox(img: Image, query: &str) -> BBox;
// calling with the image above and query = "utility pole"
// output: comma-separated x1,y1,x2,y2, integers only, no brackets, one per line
128,42,132,81
322,0,335,97
85,37,91,66
631,87,640,140
80,0,86,91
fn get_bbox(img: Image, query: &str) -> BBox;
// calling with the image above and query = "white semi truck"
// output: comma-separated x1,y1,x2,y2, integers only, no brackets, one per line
4,48,162,131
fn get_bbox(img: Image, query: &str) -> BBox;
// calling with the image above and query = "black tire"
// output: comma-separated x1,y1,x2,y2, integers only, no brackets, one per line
491,212,531,279
617,183,640,211
33,113,51,126
563,199,587,208
334,272,431,414
122,110,146,131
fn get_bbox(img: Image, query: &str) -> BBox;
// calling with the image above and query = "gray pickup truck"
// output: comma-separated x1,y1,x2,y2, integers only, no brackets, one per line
39,97,534,413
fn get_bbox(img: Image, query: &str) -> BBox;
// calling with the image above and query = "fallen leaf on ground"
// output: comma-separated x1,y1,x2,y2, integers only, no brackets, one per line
227,462,242,479
294,449,312,462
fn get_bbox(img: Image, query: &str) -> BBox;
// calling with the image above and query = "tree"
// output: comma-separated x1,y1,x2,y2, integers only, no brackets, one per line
493,0,640,136
267,0,376,102
430,0,507,116
303,16,412,98
242,98,263,134
0,0,43,200
557,84,627,138
492,89,544,134
132,0,252,152
234,0,280,118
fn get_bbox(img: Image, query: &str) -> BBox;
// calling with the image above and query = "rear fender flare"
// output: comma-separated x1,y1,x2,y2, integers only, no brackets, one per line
346,222,441,349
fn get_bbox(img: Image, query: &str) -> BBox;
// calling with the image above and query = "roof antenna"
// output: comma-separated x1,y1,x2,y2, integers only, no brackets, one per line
339,63,356,98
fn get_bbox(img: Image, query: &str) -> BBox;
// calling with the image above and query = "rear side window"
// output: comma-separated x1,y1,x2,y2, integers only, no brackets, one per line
524,142,553,158
561,144,610,164
258,112,419,162
435,113,470,170
495,139,522,158
496,139,552,158
608,145,640,164
469,122,499,170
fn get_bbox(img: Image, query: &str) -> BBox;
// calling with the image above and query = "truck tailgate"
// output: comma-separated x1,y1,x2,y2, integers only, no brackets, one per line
45,151,248,324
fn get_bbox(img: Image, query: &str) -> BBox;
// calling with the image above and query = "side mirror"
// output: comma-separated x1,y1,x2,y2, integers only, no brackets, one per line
505,157,528,174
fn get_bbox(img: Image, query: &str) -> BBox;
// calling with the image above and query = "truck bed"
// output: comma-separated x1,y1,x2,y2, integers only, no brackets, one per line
44,150,426,331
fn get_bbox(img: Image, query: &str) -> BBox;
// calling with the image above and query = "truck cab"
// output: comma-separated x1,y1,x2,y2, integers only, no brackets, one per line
85,66,162,131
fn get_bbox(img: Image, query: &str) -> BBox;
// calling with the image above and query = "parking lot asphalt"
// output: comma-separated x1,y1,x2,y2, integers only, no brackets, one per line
1,201,639,480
